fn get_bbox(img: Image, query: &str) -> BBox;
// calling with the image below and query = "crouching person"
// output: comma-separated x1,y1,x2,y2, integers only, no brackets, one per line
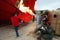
11,13,20,37
34,24,54,40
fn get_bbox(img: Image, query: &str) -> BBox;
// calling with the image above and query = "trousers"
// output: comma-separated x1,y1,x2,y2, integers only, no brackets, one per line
15,26,19,37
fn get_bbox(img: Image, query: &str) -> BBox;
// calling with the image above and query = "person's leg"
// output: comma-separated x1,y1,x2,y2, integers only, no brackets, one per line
15,27,19,37
36,15,41,25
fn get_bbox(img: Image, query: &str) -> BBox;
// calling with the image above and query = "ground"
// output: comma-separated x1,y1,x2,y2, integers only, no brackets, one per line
0,21,60,40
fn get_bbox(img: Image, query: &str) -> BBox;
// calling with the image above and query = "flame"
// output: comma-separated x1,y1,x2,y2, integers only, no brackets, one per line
19,0,35,16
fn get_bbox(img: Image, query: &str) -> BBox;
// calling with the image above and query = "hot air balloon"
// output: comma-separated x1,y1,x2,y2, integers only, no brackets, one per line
0,0,36,25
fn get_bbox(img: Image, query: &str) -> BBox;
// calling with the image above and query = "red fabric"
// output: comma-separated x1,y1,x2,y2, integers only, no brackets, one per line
18,13,32,23
0,0,36,24
0,0,17,22
11,16,20,27
24,0,36,12
17,0,36,23
6,0,17,6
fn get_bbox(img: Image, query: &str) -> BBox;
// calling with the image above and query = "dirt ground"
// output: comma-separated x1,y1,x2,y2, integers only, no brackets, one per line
0,21,60,40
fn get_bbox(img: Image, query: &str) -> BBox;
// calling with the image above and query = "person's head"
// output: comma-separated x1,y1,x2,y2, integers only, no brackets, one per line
40,11,43,13
17,0,20,2
12,13,17,16
45,11,48,15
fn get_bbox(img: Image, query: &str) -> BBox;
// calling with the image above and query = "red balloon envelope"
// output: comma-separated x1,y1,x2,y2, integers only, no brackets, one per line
0,0,36,25
18,13,32,23
0,0,17,22
17,0,36,23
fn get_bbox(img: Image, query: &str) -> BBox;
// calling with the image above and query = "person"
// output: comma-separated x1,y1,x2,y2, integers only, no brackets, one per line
11,13,20,37
16,0,20,8
32,11,36,22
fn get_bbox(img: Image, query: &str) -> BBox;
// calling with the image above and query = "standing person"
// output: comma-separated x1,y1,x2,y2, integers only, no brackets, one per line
16,0,20,8
36,11,40,25
36,11,43,28
32,11,36,22
11,13,20,37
